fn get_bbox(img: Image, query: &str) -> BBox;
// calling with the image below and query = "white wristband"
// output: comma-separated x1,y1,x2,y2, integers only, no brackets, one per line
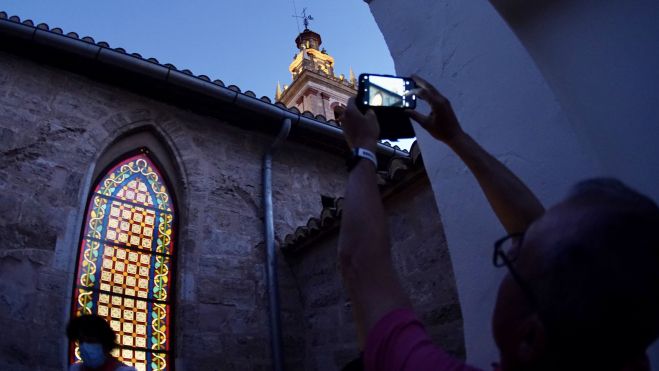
354,148,378,168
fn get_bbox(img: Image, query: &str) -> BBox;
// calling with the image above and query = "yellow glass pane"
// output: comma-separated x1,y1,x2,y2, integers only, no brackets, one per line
121,349,133,359
122,334,134,346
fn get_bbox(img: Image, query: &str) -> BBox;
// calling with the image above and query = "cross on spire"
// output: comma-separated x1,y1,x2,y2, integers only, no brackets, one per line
292,8,314,30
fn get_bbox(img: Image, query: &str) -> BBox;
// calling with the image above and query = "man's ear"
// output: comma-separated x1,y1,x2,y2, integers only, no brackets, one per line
516,313,547,365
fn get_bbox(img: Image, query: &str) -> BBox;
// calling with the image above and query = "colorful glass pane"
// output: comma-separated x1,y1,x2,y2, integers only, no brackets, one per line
71,152,174,371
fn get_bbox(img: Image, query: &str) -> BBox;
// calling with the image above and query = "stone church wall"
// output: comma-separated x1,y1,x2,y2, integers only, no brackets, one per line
281,177,465,370
0,50,347,370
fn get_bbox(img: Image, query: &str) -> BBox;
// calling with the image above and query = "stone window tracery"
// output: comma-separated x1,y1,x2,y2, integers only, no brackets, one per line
70,149,175,371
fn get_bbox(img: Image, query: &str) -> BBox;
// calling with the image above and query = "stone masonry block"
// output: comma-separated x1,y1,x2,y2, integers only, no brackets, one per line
196,303,266,335
52,91,110,121
421,302,463,326
199,254,258,281
0,317,36,369
197,276,256,307
0,127,15,151
36,268,68,294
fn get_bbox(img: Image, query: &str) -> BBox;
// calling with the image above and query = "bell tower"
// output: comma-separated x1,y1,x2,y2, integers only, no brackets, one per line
276,14,357,122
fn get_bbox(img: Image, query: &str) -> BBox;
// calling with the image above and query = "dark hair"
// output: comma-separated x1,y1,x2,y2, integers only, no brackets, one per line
341,355,364,371
66,314,118,352
535,178,659,369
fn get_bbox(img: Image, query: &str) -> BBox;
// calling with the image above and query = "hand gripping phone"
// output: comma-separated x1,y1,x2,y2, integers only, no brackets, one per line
356,73,416,139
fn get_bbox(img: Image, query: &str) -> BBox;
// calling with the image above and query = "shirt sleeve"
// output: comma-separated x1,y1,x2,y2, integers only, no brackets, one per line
364,308,482,371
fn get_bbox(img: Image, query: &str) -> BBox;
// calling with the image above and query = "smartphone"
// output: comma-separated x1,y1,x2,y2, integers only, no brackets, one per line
355,73,416,139
357,73,416,110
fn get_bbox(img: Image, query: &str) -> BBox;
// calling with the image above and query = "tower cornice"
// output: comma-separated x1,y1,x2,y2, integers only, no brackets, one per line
279,68,357,105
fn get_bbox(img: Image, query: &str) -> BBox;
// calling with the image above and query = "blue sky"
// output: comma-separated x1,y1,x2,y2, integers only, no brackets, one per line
0,0,395,100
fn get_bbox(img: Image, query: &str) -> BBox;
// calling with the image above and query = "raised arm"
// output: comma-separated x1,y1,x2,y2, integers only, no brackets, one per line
336,99,410,347
408,75,544,233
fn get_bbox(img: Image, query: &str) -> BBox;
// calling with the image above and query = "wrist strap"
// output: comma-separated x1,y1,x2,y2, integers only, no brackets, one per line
355,148,377,168
347,148,378,172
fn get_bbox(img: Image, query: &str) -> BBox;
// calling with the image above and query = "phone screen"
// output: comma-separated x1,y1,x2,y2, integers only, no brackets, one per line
360,74,416,109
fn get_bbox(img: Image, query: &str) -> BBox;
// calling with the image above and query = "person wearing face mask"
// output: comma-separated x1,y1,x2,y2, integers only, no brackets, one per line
66,314,137,371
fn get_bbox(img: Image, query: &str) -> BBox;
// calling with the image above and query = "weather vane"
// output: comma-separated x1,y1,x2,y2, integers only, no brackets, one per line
292,7,314,31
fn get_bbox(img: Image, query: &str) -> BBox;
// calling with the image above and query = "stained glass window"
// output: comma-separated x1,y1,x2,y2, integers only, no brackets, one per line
71,151,175,371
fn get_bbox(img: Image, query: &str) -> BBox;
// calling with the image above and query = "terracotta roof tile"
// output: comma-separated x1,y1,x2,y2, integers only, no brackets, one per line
227,84,241,92
282,197,342,253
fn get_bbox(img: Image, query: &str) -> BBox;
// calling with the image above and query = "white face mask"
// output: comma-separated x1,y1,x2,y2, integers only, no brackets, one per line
79,342,106,368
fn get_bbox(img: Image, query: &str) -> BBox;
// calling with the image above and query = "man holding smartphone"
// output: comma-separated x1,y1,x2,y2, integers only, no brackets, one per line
336,75,659,370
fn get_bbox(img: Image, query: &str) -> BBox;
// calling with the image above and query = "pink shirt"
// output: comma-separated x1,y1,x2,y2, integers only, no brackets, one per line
364,308,651,370
365,308,487,371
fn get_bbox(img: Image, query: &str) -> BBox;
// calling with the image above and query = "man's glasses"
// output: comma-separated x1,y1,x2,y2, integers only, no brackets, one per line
493,233,538,308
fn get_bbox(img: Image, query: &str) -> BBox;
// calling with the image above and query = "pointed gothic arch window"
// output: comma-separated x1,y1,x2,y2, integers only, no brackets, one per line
71,148,175,371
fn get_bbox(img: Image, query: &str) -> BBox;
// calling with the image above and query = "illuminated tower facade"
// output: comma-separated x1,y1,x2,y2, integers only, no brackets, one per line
276,27,357,121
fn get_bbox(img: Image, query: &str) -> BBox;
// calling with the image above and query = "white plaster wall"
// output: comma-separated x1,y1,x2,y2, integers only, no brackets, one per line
488,0,659,366
489,0,659,202
363,0,655,367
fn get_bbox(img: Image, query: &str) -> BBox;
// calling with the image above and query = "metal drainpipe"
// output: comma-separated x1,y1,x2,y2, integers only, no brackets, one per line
263,118,291,371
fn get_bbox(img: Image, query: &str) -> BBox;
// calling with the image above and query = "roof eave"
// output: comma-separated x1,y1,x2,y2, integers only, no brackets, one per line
0,14,408,160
